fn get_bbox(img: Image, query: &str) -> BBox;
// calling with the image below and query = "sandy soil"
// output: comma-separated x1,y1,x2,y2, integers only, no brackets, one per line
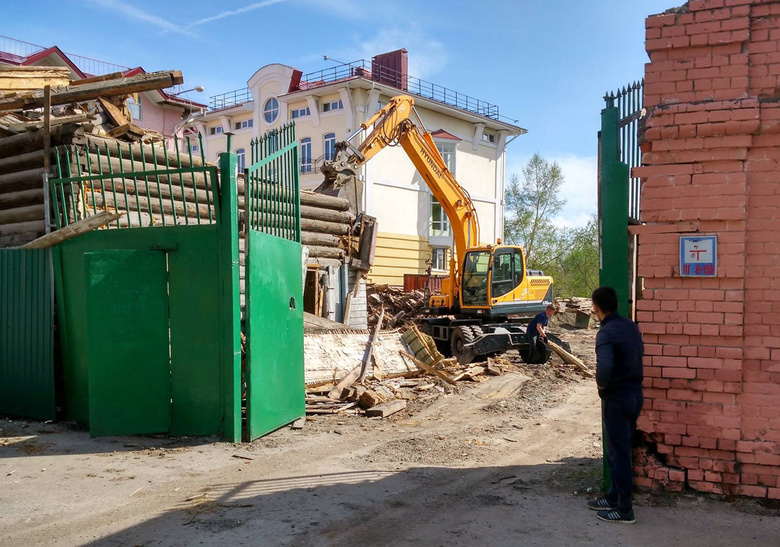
1,330,779,546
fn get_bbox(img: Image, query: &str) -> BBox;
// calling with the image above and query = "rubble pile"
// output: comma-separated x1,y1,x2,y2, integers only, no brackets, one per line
367,284,428,328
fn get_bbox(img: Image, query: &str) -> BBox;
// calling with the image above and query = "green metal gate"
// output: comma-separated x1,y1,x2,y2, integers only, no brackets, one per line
0,248,55,420
244,123,305,440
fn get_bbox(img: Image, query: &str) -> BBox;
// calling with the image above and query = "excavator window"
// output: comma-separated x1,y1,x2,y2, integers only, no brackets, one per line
462,251,490,306
492,251,515,298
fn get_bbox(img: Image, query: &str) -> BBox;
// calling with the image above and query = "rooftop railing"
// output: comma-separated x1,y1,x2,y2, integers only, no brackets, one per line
209,87,253,111
0,35,131,76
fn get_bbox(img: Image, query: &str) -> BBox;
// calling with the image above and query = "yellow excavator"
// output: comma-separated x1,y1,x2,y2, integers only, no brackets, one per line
322,95,554,363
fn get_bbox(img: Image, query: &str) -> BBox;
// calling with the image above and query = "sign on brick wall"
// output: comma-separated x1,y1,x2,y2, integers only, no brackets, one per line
680,235,717,277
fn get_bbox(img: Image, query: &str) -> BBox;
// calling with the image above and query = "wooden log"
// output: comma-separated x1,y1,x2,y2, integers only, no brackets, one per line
300,218,351,235
358,390,383,409
0,149,48,175
300,205,352,224
0,128,46,156
0,188,43,209
21,210,125,249
301,232,340,248
5,113,94,133
0,204,44,225
0,231,42,248
0,70,184,111
306,245,343,259
0,220,44,238
300,191,350,211
0,167,48,193
365,399,407,418
83,153,211,195
82,133,204,169
70,71,126,87
90,190,213,223
399,350,458,385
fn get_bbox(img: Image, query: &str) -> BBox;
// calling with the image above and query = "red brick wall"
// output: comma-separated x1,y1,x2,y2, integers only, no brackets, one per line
635,0,780,499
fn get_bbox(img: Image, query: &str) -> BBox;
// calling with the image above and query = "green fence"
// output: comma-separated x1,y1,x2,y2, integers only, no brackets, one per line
0,248,55,420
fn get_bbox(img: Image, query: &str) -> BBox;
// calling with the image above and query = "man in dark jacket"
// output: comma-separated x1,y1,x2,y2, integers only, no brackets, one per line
526,305,555,363
586,287,644,524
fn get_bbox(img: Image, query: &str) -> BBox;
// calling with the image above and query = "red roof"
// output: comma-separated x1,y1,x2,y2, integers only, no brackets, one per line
430,129,461,141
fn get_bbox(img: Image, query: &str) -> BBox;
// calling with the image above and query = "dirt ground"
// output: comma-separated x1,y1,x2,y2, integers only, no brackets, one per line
2,328,779,546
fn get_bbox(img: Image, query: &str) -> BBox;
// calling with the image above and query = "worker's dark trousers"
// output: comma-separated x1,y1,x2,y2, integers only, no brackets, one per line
602,389,643,513
526,334,545,363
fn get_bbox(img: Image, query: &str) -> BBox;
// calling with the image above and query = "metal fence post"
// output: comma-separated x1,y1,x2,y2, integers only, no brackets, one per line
218,150,242,442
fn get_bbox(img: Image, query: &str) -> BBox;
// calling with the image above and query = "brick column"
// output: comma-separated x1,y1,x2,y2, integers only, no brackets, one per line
635,0,780,499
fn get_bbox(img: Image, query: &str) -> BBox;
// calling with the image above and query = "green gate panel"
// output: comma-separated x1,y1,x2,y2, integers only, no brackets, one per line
85,250,171,437
0,249,55,420
246,231,305,440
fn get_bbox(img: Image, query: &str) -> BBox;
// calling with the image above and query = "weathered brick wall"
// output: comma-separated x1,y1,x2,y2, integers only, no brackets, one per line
635,0,780,499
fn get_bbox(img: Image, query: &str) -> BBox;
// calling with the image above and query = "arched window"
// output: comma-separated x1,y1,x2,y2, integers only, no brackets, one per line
300,138,312,173
263,98,279,123
324,133,336,161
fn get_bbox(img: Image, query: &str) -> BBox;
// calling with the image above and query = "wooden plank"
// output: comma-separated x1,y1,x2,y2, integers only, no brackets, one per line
548,340,593,377
327,364,362,400
400,350,457,385
21,210,124,249
6,113,93,132
97,97,130,127
365,399,407,418
359,306,385,380
0,70,184,112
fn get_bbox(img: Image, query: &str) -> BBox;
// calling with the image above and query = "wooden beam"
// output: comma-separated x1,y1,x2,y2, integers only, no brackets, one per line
300,218,350,236
548,340,593,377
359,306,385,381
0,70,184,111
300,191,350,211
300,205,353,224
97,97,130,126
365,399,407,418
0,66,70,91
21,211,124,249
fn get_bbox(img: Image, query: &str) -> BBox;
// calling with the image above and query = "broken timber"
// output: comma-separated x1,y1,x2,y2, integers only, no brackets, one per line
0,70,184,112
400,350,457,385
548,341,593,377
21,210,125,249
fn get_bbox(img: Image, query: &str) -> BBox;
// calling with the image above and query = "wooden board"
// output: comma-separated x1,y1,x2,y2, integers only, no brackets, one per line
364,399,407,418
0,67,70,91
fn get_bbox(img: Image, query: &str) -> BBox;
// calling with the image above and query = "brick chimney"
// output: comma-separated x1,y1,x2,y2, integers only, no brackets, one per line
371,48,408,91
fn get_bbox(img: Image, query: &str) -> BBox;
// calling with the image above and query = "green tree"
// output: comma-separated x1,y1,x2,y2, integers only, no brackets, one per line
504,154,567,268
504,155,599,298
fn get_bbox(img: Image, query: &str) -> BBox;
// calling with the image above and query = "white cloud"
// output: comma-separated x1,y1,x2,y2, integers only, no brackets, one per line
187,0,290,28
506,154,598,230
333,27,448,80
90,0,196,37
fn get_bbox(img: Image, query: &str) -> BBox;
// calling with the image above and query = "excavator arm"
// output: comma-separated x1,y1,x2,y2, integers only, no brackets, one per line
322,95,480,307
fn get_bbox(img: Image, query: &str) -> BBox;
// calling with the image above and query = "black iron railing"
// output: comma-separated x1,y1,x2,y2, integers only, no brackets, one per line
209,87,253,111
605,80,644,222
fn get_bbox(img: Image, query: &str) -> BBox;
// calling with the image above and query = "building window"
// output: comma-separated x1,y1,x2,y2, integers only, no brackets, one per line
431,247,447,271
234,119,253,130
209,126,223,135
190,144,199,153
322,100,343,113
236,148,246,172
430,194,451,237
127,96,141,120
300,138,312,173
263,97,279,123
482,132,496,143
324,133,336,161
435,142,456,174
291,107,310,119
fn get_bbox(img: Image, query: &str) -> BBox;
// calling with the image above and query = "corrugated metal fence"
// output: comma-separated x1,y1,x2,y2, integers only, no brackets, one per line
0,248,55,420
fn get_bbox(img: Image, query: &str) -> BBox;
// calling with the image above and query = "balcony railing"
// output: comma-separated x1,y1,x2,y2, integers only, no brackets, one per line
209,87,253,111
0,35,130,76
299,60,501,120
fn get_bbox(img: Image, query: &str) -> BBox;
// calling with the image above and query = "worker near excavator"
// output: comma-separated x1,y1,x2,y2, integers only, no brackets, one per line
526,305,556,364
587,286,644,524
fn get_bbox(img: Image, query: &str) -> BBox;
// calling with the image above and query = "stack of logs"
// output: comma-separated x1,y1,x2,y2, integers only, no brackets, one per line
367,285,427,329
298,190,354,261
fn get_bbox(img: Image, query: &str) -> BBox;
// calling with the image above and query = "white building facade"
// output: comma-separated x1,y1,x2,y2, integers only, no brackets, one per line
194,50,525,286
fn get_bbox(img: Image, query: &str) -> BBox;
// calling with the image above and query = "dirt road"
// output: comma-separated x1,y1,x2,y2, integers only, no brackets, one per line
2,352,779,546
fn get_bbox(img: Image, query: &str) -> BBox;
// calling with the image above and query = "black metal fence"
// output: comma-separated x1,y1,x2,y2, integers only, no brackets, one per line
605,80,644,222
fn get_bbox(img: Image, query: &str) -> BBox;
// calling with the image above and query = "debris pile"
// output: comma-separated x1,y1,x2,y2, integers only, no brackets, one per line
367,285,428,328
304,324,519,417
0,66,188,247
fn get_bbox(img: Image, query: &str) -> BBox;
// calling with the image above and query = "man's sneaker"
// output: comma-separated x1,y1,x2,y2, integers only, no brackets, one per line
596,509,636,524
587,497,616,511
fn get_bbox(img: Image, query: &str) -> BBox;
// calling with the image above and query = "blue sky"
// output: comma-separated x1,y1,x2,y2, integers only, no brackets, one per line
2,0,675,226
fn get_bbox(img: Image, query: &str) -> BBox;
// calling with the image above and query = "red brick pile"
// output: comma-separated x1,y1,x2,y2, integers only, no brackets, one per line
635,0,780,499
